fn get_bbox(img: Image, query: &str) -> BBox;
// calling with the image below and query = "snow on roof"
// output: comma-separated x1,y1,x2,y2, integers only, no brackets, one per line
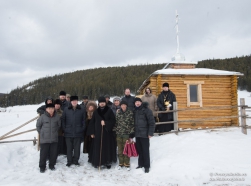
169,61,198,64
154,68,243,76
137,68,243,92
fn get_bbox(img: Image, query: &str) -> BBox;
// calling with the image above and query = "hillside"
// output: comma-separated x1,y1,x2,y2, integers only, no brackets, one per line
0,55,250,107
0,93,7,97
0,64,165,107
197,55,251,91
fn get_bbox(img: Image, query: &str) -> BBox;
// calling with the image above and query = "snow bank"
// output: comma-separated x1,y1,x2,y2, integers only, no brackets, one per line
0,107,6,112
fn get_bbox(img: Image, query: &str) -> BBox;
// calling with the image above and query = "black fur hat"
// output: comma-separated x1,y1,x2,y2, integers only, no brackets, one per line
162,83,169,87
59,91,66,96
70,96,78,101
120,100,128,106
82,95,88,99
98,96,106,103
104,94,110,99
46,103,55,108
54,99,62,106
134,97,142,103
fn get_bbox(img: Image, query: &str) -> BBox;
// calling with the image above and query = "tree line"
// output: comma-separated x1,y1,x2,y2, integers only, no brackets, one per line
0,64,165,107
196,55,251,91
0,55,250,107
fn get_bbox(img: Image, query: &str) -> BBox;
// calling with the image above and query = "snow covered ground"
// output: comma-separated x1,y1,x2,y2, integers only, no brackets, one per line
0,91,250,186
0,107,6,112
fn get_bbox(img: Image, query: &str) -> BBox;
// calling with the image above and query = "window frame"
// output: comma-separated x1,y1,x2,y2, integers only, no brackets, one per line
184,81,204,107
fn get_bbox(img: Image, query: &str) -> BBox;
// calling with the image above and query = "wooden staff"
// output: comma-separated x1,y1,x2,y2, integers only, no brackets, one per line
99,125,103,172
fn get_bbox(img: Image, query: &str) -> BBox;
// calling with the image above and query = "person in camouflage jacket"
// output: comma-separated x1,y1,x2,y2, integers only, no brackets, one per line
114,100,134,170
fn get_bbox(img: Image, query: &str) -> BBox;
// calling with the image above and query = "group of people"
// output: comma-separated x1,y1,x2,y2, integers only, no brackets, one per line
36,83,176,174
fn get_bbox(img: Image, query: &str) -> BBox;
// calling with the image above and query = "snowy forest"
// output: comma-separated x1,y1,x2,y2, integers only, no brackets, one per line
0,55,250,107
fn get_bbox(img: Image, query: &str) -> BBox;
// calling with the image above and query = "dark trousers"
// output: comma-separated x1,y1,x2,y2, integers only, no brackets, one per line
57,136,67,155
65,137,81,164
135,137,150,168
39,142,58,169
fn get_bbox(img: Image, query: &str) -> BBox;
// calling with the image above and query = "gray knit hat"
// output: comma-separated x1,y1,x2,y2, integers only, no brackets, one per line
113,97,121,102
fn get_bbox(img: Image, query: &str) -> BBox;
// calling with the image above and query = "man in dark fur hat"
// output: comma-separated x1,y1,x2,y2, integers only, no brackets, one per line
59,91,69,111
87,96,117,169
62,96,85,167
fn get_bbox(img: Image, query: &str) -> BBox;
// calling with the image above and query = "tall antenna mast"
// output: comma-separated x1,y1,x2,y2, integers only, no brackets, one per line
175,10,180,54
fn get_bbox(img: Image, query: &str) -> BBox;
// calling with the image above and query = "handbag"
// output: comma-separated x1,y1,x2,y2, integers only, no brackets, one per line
130,141,138,157
123,140,130,157
123,140,138,157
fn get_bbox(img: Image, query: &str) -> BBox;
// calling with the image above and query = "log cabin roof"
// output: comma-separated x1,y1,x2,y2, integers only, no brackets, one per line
154,68,243,76
137,68,243,92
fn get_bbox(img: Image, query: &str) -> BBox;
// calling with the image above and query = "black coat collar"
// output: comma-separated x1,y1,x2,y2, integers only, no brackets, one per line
97,106,109,120
68,104,81,110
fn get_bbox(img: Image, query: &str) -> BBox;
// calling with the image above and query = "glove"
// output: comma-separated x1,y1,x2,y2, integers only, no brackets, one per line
129,132,135,139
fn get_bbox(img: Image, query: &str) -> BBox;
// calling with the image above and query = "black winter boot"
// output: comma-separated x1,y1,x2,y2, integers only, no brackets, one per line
40,168,45,173
49,166,55,171
74,162,80,166
145,168,149,173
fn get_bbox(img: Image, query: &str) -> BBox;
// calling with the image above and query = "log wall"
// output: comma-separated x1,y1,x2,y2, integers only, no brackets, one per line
140,75,239,129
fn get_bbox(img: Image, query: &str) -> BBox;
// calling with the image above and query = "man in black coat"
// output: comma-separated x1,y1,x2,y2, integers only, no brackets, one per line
157,83,176,133
59,91,70,111
62,96,85,167
37,97,54,115
134,97,155,173
87,96,117,169
121,88,135,111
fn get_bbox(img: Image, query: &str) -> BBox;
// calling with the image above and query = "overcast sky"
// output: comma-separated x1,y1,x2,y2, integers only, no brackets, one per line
0,0,250,93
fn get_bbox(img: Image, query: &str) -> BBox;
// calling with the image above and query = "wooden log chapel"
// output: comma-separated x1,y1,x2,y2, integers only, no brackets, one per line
137,11,243,129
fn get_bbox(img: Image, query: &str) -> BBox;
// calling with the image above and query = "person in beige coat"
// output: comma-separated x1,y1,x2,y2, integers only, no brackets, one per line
141,87,158,120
